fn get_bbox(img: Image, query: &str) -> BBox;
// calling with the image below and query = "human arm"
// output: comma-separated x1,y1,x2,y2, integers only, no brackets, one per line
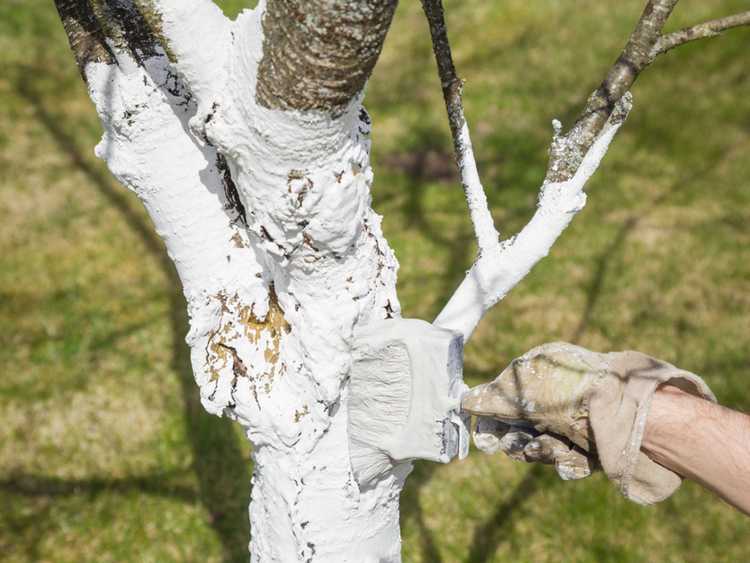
643,385,750,515
462,342,718,505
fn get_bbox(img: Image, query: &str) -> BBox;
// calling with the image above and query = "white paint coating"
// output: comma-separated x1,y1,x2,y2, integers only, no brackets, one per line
435,116,625,340
82,2,416,561
148,0,232,137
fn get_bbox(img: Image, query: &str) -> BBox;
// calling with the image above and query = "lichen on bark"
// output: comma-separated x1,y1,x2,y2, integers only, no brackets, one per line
256,0,398,113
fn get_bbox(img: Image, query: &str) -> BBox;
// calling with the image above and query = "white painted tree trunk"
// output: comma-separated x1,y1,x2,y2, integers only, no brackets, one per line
77,4,408,560
56,0,634,560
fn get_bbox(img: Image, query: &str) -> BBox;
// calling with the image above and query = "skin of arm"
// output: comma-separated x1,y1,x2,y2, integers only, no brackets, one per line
642,385,750,515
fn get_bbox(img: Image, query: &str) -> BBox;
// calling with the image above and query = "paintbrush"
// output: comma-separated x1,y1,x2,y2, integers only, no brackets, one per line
348,318,470,487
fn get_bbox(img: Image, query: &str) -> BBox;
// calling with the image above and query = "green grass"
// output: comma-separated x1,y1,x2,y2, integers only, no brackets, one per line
1,1,749,561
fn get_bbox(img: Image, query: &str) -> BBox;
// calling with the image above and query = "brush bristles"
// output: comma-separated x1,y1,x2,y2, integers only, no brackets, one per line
348,342,411,484
347,318,468,488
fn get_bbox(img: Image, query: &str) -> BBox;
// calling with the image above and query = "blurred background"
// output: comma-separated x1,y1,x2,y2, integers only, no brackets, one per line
1,0,749,561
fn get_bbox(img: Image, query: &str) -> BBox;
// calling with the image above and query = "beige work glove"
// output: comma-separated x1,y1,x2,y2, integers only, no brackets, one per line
462,342,716,505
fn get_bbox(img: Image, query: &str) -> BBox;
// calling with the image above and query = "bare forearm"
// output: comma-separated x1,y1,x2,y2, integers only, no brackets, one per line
642,386,750,515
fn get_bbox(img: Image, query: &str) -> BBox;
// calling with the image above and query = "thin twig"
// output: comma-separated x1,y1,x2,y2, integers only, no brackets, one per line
420,0,500,257
651,11,750,57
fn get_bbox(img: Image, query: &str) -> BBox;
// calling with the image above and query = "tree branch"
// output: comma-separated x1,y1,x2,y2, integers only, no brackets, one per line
136,1,231,109
651,11,750,58
256,0,398,114
434,100,631,340
547,0,679,183
54,0,269,417
54,0,114,70
420,0,501,261
433,0,684,339
54,0,163,72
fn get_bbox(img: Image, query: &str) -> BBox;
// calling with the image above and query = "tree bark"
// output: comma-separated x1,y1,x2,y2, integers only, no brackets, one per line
55,1,406,560
256,0,397,113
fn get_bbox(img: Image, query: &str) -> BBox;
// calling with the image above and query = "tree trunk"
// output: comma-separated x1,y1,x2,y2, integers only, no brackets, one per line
56,1,407,560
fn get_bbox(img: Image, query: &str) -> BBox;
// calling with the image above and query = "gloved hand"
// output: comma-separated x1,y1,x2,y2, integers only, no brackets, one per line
462,342,716,504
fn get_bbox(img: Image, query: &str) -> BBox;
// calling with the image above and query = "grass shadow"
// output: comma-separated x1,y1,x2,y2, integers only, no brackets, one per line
570,149,741,345
400,462,443,562
465,464,546,563
1,470,199,561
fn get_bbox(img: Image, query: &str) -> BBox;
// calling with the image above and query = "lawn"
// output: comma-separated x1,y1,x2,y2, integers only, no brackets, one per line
1,1,749,561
